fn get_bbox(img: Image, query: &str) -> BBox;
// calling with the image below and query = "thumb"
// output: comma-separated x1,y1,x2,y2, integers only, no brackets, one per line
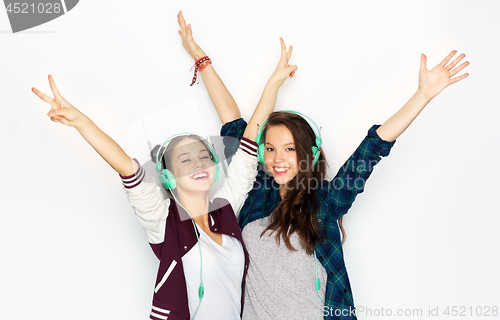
48,108,69,118
58,116,72,126
420,53,427,71
290,65,298,73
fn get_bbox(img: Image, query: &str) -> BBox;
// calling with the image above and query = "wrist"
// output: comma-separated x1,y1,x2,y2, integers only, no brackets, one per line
415,87,433,104
267,76,284,88
75,114,92,132
193,49,207,61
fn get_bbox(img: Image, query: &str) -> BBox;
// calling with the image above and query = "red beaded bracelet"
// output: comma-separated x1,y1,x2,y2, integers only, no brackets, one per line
190,56,211,86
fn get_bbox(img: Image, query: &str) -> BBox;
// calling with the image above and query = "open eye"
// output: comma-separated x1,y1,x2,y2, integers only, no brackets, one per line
266,147,275,152
286,148,295,152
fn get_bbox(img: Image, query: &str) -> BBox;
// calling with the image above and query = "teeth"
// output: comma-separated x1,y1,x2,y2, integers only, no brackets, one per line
192,172,208,179
274,167,288,172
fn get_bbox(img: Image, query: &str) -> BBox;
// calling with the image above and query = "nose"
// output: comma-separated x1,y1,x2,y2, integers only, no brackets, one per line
193,158,206,169
273,149,284,163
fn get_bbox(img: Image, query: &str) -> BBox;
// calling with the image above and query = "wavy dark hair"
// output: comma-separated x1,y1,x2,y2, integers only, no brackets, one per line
261,112,346,254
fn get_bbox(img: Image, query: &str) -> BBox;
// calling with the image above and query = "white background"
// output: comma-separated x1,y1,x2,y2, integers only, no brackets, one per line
1,0,499,319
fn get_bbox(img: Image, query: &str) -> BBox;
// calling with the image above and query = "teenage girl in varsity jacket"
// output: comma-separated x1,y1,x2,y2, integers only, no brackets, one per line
30,11,277,320
217,44,469,319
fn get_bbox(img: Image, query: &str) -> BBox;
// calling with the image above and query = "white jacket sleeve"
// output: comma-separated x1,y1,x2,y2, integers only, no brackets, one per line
120,158,170,244
212,137,259,218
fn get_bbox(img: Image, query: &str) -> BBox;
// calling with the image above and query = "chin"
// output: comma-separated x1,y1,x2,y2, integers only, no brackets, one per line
272,174,292,186
267,166,295,186
193,181,214,193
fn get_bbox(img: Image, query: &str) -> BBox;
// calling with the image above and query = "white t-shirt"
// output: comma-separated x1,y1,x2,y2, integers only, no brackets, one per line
183,222,245,319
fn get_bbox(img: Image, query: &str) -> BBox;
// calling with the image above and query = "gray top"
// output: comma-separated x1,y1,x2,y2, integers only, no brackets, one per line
242,216,327,320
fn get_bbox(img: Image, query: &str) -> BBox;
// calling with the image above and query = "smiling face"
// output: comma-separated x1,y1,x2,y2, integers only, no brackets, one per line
264,125,299,185
168,138,215,194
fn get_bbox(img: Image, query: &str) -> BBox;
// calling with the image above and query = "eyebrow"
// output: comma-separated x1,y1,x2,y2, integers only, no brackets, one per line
177,149,209,159
265,142,295,146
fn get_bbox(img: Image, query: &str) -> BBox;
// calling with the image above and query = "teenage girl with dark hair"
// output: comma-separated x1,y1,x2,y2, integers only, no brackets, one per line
30,11,270,320
216,41,469,319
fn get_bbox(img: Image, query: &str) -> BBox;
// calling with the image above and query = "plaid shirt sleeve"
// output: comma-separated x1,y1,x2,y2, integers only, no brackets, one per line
324,124,396,220
220,117,247,148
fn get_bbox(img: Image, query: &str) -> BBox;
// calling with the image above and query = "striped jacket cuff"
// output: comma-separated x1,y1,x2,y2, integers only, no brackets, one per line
119,158,145,189
240,137,258,157
150,306,171,320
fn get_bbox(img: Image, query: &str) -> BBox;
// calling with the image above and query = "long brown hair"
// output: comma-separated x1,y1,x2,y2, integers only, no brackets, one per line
261,112,346,254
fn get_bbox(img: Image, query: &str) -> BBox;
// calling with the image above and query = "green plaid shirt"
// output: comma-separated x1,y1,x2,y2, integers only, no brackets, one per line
221,118,396,320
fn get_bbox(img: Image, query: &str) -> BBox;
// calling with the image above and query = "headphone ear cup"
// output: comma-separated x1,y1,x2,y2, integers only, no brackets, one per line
258,144,266,164
213,163,220,183
312,146,321,167
159,169,176,190
211,152,219,164
316,137,322,149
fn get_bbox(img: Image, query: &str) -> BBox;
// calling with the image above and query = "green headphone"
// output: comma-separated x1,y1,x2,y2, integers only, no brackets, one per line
153,133,221,319
154,133,220,190
256,110,322,166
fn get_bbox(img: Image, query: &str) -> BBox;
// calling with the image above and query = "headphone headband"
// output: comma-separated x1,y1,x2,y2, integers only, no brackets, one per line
155,132,219,173
256,110,321,145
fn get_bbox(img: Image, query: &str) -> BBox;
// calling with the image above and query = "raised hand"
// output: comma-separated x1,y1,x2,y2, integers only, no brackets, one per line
418,51,469,100
269,37,298,87
32,75,87,129
177,10,205,60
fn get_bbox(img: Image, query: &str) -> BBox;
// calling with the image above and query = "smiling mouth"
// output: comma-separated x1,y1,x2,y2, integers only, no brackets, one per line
273,167,290,176
191,171,209,180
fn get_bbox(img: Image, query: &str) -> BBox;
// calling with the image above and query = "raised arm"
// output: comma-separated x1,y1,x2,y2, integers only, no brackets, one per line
376,51,469,142
212,39,296,214
242,37,297,141
177,11,240,125
32,75,137,177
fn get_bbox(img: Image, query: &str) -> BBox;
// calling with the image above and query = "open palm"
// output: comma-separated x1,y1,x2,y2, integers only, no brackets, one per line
177,10,203,60
419,50,469,100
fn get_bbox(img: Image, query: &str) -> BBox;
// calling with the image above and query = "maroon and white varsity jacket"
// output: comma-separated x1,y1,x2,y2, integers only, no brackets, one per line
119,138,258,320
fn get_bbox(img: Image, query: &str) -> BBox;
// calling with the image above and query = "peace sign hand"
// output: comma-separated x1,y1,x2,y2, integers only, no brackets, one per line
32,75,86,129
269,37,298,87
418,50,469,100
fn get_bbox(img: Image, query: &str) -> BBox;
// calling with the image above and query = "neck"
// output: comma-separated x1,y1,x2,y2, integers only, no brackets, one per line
175,189,210,227
279,184,288,200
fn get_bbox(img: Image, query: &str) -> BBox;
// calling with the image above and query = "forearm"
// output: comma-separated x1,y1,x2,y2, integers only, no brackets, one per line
76,117,137,176
376,88,432,142
329,125,396,220
243,78,281,141
192,50,240,124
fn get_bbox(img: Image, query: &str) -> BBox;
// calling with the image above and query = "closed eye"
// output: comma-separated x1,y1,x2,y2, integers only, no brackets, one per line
181,159,191,163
